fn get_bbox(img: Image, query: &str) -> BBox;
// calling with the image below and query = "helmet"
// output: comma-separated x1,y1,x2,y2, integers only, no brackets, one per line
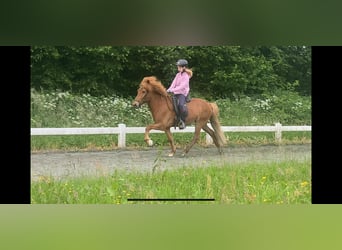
176,59,188,67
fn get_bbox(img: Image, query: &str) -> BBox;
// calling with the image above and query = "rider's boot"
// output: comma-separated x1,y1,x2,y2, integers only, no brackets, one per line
178,108,187,129
178,119,186,129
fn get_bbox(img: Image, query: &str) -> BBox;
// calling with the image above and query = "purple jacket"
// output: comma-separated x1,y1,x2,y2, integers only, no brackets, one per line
167,72,190,96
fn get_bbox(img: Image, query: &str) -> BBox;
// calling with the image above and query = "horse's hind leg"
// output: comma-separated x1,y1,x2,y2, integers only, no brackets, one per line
183,124,203,156
165,128,176,157
202,124,222,153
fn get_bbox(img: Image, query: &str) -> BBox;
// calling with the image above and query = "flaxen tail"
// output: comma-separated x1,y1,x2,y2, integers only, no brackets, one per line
209,102,227,146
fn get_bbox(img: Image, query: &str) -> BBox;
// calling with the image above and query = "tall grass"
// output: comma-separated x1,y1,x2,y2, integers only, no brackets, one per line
31,159,311,204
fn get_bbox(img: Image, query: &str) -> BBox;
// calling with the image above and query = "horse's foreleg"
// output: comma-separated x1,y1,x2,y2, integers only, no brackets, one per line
165,128,176,157
144,123,163,146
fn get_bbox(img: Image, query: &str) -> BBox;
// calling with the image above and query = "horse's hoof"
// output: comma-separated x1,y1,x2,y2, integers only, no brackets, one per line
168,152,174,157
147,139,153,147
181,152,186,157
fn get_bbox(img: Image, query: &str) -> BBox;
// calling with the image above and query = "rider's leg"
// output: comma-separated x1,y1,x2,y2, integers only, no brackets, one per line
177,94,187,129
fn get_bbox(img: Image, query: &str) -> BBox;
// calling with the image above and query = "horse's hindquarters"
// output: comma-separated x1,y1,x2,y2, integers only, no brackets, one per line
185,99,213,123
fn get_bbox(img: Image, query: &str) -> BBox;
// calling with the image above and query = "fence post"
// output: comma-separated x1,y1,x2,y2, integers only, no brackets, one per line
118,123,126,148
275,122,282,143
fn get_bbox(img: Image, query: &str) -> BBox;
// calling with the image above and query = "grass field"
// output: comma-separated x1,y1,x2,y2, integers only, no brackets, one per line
31,159,311,204
31,131,311,152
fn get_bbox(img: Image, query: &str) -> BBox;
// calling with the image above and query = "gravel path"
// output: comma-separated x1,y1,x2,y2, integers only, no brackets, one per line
31,144,311,181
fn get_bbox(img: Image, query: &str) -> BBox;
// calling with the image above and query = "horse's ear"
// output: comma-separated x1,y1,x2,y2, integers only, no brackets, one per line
142,77,149,84
143,76,154,84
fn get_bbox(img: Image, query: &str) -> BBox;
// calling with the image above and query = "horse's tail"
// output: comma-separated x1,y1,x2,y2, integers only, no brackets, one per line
209,102,227,146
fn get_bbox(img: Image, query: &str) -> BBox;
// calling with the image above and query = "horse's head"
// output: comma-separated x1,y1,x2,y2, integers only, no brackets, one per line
132,76,167,108
132,77,153,107
132,85,148,107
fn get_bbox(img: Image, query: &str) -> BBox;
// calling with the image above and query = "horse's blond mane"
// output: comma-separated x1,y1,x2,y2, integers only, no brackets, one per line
140,76,168,97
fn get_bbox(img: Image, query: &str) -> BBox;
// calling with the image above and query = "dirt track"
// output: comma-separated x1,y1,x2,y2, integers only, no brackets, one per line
31,144,311,181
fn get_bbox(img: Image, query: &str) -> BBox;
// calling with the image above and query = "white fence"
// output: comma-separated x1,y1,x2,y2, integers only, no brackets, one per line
31,123,311,148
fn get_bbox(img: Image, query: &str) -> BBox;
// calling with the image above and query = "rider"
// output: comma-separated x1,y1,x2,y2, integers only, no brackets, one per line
166,59,193,129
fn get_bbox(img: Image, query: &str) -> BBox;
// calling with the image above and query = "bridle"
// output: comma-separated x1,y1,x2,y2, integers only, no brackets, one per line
133,87,147,107
133,86,174,113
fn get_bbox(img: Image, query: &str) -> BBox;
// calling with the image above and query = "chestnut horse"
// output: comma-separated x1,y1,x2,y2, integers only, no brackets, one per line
132,76,227,157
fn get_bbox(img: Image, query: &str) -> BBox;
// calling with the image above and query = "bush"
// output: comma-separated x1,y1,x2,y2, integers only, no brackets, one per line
31,89,311,128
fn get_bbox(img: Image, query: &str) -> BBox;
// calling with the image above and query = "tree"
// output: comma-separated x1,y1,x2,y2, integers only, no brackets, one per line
31,45,311,98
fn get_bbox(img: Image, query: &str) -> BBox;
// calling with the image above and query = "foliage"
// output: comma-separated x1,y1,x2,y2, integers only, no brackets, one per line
30,89,311,151
31,89,311,129
215,90,311,126
31,46,311,98
31,46,130,96
31,88,151,128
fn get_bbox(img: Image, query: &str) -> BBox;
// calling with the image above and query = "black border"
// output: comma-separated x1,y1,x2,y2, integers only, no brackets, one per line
311,46,342,204
1,46,31,204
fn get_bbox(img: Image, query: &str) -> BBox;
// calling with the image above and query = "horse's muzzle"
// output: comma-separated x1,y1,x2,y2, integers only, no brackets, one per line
132,100,140,108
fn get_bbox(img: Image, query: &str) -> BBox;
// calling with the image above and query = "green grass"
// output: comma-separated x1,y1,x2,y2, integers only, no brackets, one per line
31,131,311,152
31,159,311,204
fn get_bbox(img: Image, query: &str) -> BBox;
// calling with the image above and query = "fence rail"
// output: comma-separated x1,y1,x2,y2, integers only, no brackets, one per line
31,123,311,148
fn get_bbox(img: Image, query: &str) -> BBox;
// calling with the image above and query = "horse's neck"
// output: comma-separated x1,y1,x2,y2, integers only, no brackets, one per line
148,94,171,113
148,94,163,110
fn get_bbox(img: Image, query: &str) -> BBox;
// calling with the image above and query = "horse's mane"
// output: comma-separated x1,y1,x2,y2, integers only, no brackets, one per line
140,76,168,97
